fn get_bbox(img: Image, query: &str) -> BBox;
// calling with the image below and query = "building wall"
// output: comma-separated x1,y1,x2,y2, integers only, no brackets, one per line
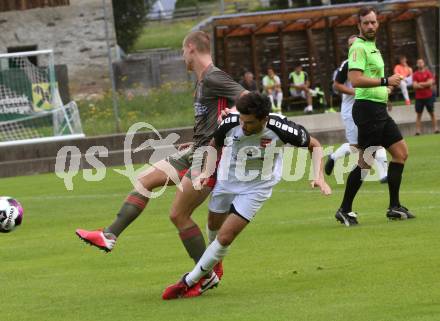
0,0,117,98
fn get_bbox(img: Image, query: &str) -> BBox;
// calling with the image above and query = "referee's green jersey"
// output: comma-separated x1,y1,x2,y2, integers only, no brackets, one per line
348,37,388,104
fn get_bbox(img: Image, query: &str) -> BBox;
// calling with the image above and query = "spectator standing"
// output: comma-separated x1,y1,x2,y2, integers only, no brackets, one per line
412,58,439,135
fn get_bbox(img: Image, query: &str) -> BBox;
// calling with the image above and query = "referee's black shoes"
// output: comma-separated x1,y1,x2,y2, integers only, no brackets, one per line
335,209,359,227
386,206,415,220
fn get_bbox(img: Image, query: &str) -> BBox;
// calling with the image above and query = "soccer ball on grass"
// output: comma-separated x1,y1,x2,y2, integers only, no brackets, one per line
0,196,23,233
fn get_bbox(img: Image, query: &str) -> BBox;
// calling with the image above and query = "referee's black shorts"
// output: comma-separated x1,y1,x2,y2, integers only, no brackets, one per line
352,99,403,150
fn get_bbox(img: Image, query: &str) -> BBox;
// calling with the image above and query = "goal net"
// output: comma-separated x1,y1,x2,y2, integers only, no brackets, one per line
0,49,84,146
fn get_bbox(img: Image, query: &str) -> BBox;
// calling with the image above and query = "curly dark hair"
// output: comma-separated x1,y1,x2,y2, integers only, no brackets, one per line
236,92,272,120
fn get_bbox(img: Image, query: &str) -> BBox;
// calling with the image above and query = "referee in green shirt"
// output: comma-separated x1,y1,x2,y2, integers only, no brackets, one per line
335,6,415,226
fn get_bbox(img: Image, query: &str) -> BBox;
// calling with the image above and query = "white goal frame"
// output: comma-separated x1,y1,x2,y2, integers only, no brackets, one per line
0,49,85,146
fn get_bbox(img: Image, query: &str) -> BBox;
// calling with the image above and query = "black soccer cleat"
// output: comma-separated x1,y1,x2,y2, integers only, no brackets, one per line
325,156,335,176
386,206,415,220
379,176,388,184
335,208,359,227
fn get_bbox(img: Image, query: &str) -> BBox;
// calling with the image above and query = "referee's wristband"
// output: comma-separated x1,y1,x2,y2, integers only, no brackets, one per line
380,77,388,86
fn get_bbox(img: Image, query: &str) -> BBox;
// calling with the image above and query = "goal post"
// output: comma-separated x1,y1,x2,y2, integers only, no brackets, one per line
0,49,84,146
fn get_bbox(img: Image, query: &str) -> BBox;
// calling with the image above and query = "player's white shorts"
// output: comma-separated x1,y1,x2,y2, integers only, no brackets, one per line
208,186,273,222
289,88,307,99
341,112,358,145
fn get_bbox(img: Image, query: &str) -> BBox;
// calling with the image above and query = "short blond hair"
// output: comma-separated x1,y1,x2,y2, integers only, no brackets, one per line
183,31,211,54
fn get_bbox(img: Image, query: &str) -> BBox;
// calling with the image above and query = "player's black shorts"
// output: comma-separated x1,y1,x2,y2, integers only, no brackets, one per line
352,100,403,150
415,98,434,113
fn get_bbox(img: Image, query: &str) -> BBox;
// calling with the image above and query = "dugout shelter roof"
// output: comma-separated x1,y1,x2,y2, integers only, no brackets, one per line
195,0,440,105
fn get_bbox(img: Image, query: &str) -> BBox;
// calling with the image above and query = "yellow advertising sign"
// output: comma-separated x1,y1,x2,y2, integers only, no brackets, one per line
32,82,52,111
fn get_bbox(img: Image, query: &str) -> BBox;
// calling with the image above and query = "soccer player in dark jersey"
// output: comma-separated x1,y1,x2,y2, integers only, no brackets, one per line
162,92,331,299
335,6,415,227
76,32,247,276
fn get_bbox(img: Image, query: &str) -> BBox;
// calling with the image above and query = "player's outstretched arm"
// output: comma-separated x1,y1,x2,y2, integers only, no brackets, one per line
308,136,332,196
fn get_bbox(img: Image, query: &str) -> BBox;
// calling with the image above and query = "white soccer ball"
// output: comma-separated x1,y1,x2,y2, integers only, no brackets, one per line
0,196,24,233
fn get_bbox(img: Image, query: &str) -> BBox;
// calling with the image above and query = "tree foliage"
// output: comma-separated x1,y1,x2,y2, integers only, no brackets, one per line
112,0,149,52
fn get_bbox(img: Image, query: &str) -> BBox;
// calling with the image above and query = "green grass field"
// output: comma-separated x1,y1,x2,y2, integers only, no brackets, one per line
132,20,199,51
1,134,440,321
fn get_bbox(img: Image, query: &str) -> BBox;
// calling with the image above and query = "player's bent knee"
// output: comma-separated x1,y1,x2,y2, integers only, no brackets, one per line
169,211,183,226
393,143,409,163
169,208,193,227
402,150,409,162
216,234,232,247
391,150,408,164
169,214,186,228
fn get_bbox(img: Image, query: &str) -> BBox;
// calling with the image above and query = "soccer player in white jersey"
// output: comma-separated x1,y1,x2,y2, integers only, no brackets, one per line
325,35,388,183
162,92,331,299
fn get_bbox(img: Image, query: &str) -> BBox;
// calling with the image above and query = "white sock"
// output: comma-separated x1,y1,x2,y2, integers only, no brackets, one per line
331,143,351,160
185,238,229,286
276,92,283,109
375,147,388,179
206,224,218,244
400,80,410,101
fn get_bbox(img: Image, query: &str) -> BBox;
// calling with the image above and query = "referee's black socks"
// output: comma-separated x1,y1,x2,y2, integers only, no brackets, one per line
340,166,364,213
388,162,404,208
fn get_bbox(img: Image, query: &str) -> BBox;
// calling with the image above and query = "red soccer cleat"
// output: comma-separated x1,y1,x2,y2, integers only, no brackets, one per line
75,228,116,252
213,261,223,280
162,275,190,300
162,272,220,300
183,272,220,298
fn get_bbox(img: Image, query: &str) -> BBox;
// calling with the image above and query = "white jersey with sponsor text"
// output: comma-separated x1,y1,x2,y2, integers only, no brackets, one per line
213,113,310,194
